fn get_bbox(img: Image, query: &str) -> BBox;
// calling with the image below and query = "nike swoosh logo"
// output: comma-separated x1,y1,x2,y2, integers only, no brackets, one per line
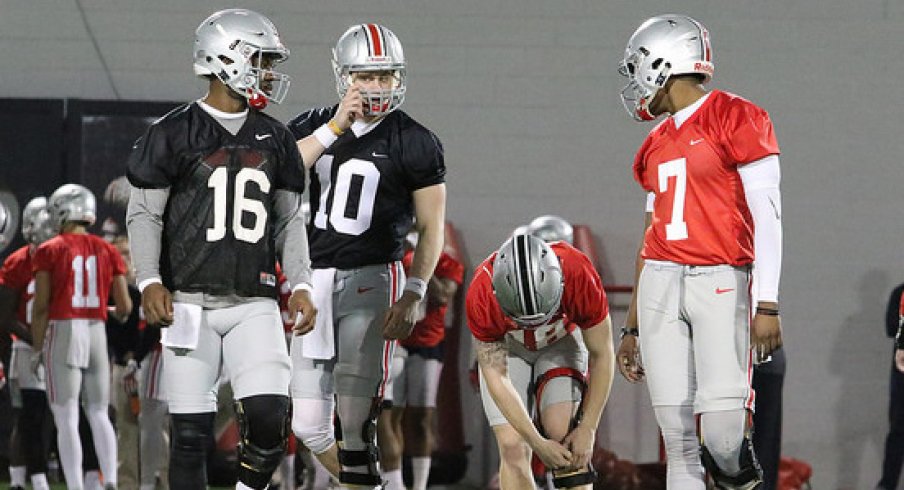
371,151,389,158
255,134,273,141
357,286,375,294
689,138,704,145
715,288,735,294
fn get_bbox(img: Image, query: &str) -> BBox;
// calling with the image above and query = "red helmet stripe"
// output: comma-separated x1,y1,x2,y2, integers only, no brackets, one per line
366,23,383,57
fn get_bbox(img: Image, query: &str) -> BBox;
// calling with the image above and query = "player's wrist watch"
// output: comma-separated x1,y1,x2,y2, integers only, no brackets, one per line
619,326,639,340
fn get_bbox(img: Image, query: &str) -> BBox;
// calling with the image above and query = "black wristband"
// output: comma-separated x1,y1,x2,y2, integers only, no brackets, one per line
620,326,639,339
756,307,780,316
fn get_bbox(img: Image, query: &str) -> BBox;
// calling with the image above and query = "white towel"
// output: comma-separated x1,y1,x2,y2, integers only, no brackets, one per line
302,268,336,360
66,319,91,368
161,303,202,353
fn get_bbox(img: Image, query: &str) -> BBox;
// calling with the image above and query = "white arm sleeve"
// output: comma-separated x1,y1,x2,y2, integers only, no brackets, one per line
738,154,782,303
272,190,313,291
645,192,655,212
125,185,170,292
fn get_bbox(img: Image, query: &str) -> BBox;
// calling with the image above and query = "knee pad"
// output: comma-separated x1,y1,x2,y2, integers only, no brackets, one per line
336,397,384,487
338,444,382,487
533,367,587,438
169,413,214,489
700,436,763,490
235,395,291,489
552,464,597,489
171,412,214,455
292,398,336,454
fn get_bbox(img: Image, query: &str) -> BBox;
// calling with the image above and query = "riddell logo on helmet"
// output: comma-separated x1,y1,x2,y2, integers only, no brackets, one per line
694,62,714,75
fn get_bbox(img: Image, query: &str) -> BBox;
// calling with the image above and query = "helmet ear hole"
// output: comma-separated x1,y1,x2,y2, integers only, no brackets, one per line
651,58,663,70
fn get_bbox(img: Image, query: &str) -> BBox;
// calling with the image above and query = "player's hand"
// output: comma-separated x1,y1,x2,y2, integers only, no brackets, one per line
383,291,420,340
561,425,595,470
896,349,904,373
616,334,644,383
333,86,364,131
30,351,44,379
142,283,174,327
532,438,573,470
288,289,317,336
122,359,139,396
751,312,782,363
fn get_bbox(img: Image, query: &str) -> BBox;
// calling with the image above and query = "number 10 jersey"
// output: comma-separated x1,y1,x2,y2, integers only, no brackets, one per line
288,107,445,269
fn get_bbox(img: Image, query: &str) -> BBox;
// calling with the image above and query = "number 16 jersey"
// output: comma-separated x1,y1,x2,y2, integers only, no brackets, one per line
288,107,445,269
127,103,306,298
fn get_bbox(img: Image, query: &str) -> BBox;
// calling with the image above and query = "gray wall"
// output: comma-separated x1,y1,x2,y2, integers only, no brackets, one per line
4,0,904,487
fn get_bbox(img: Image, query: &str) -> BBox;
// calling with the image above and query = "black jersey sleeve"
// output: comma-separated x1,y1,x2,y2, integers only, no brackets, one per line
126,121,177,189
400,128,446,191
286,106,335,140
275,124,306,193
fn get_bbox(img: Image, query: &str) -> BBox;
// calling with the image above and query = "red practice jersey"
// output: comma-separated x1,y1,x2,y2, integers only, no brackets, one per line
0,245,35,325
467,242,609,351
401,250,465,348
33,233,126,321
633,90,780,266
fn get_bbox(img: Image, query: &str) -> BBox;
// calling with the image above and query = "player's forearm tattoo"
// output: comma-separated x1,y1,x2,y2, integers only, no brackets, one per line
475,339,507,371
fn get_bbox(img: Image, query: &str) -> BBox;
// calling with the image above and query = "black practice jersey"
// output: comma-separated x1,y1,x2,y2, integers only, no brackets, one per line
288,108,445,269
127,102,306,298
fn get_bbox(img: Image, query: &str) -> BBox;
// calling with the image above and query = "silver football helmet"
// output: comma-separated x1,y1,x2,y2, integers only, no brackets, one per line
48,184,96,229
618,14,713,121
332,24,407,116
492,234,564,328
527,215,574,245
21,197,57,245
193,9,290,109
0,190,19,253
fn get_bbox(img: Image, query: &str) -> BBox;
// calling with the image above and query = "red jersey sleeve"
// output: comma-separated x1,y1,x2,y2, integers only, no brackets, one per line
718,94,780,165
466,257,509,343
434,253,464,285
32,240,60,274
556,244,609,329
0,247,31,293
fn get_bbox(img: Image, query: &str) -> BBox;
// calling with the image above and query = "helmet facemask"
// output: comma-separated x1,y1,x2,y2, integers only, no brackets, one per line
212,42,290,109
336,68,406,117
618,48,669,122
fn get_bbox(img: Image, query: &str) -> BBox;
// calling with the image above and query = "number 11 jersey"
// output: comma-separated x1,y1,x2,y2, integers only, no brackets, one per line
288,107,445,269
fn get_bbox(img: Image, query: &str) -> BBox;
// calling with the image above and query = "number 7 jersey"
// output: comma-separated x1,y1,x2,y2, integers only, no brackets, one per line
288,107,445,269
633,90,780,266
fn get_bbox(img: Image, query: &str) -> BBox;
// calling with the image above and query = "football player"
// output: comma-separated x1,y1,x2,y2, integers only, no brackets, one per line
30,184,133,490
287,23,446,489
380,236,464,490
125,9,316,490
468,234,614,490
615,14,783,490
0,198,57,490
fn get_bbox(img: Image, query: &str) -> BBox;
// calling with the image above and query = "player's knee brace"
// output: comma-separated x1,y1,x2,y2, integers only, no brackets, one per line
235,395,291,489
337,399,383,487
170,412,215,489
700,436,763,490
291,398,336,454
